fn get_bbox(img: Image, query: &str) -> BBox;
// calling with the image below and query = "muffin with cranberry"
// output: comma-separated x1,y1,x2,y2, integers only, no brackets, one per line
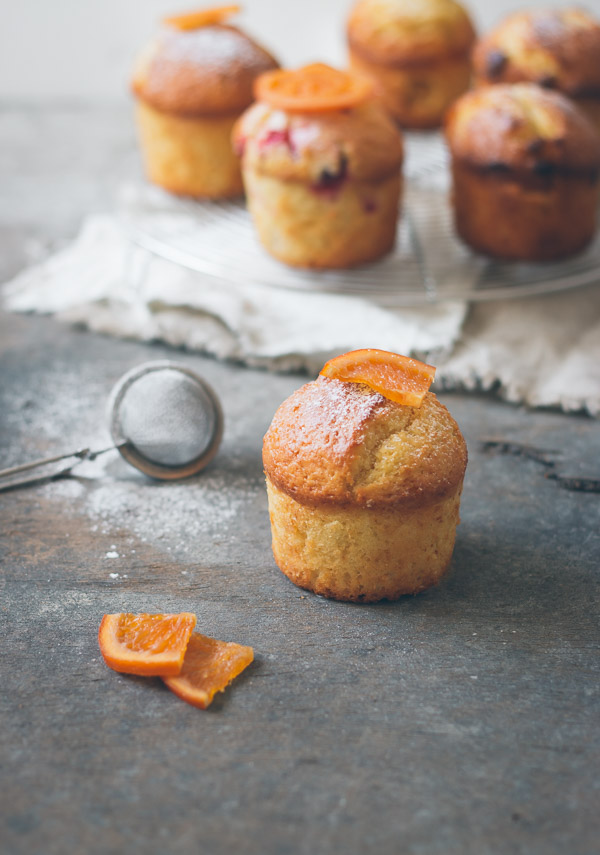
263,350,467,602
473,7,600,132
233,63,403,268
445,83,600,261
132,5,278,198
347,0,476,129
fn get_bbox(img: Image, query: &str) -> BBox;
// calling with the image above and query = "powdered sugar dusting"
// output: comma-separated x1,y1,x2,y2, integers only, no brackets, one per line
84,468,258,548
159,26,266,74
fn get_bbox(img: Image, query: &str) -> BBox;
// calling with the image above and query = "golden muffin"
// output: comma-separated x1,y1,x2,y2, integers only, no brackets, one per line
132,6,278,198
472,7,600,133
445,83,600,261
263,352,467,603
233,64,404,269
347,0,476,129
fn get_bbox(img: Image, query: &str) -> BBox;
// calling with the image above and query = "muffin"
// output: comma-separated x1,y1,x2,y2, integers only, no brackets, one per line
445,83,600,261
262,352,467,602
233,64,404,268
131,5,278,198
472,7,600,132
347,0,476,129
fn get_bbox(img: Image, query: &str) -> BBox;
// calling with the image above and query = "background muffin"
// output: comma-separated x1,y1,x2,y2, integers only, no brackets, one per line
234,63,403,269
263,354,467,603
347,0,476,129
132,6,278,198
472,7,600,132
445,83,600,261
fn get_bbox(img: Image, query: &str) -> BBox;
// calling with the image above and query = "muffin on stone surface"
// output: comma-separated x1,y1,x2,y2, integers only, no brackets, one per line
132,5,278,198
472,7,600,132
347,0,476,129
445,83,600,262
262,350,467,603
233,64,404,269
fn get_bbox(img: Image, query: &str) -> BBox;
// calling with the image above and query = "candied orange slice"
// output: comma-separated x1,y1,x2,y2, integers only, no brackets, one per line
163,632,254,709
98,612,197,677
254,63,372,113
320,348,436,407
163,5,240,30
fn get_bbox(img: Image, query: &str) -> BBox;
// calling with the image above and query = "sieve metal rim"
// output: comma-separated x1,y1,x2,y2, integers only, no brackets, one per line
107,360,224,480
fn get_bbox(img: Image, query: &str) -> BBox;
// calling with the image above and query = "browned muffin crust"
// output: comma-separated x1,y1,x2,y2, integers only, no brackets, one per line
132,24,278,117
347,0,476,67
445,83,600,176
473,8,600,97
234,101,403,184
263,378,467,510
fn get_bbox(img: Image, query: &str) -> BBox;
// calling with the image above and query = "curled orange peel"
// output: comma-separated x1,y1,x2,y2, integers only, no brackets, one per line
163,633,254,708
319,348,436,407
163,5,241,30
98,612,197,677
254,63,372,113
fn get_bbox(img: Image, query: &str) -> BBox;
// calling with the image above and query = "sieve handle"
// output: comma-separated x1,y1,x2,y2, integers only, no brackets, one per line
0,445,122,493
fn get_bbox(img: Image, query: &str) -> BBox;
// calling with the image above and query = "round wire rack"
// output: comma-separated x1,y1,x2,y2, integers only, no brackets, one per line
120,133,600,307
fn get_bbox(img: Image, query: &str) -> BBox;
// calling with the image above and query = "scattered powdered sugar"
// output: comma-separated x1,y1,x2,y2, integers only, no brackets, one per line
105,551,119,559
85,467,259,546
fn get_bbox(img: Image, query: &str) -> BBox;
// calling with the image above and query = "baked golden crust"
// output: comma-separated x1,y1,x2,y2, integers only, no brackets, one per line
445,83,600,174
266,478,462,602
241,168,400,268
473,8,600,97
135,103,244,197
234,100,403,183
347,0,476,67
349,49,471,128
450,159,599,261
132,24,278,117
263,379,467,510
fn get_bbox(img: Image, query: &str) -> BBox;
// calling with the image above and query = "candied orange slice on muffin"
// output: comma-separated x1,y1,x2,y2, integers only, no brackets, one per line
163,632,254,709
164,4,241,30
320,348,435,407
254,63,372,113
98,612,197,677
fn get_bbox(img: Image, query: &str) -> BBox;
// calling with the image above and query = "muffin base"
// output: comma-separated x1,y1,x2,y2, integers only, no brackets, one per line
451,161,599,261
242,169,401,269
574,95,600,136
136,102,244,198
266,478,462,602
349,50,471,129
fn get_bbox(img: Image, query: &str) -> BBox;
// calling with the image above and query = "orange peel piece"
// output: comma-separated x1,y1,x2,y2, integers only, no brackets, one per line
254,63,372,113
319,348,436,407
98,612,197,677
163,5,240,30
163,632,254,709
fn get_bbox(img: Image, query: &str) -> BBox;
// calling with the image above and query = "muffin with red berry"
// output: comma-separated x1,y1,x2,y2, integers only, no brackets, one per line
233,63,404,268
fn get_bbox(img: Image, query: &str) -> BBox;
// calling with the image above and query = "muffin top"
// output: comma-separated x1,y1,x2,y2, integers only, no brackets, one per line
473,8,600,96
132,24,278,117
234,100,403,183
446,83,600,173
347,0,476,67
263,377,467,510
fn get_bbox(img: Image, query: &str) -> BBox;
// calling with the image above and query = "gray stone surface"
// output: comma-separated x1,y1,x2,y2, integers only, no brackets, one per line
1,105,599,855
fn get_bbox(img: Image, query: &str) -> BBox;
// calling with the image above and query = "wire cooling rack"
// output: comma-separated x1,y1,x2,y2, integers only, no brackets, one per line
120,133,600,307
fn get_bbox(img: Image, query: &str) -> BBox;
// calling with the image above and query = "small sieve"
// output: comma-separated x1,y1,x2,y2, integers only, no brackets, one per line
0,361,224,491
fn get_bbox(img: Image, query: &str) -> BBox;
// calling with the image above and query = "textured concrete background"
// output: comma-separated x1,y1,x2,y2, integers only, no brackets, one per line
1,104,599,854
